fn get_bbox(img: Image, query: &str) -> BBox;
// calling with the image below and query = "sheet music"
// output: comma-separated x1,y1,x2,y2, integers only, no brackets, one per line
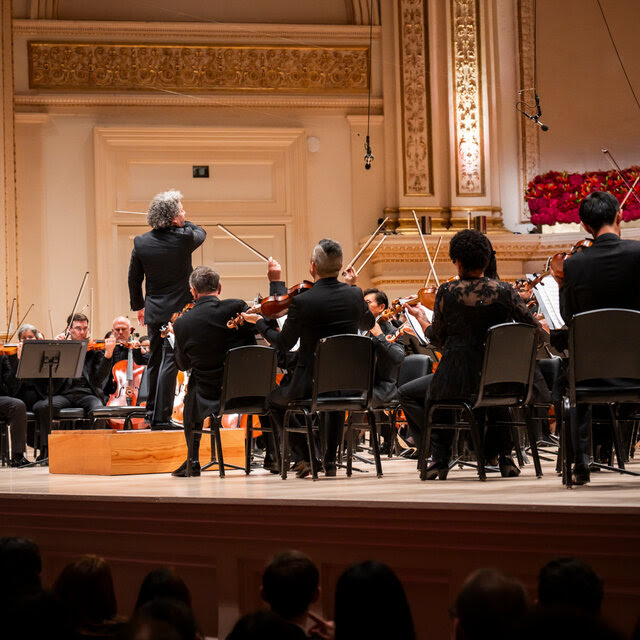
528,274,565,330
277,315,300,352
405,311,431,346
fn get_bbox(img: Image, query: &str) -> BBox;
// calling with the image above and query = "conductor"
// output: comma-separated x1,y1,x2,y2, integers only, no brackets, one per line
128,190,206,428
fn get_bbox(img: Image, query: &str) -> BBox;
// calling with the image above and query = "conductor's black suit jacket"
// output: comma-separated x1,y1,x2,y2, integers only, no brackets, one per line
256,277,375,400
173,296,256,425
128,221,206,325
560,233,640,323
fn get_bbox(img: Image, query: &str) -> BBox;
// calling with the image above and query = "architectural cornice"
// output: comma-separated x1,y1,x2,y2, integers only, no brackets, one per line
13,19,381,44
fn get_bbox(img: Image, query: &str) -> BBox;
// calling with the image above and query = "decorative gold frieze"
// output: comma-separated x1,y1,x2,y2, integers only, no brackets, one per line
517,0,539,222
451,0,484,196
28,42,369,93
398,0,433,196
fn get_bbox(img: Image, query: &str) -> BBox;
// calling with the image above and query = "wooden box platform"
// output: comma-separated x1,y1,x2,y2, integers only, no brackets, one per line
48,428,245,475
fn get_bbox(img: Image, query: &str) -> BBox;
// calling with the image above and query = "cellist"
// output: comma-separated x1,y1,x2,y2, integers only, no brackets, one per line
103,316,146,398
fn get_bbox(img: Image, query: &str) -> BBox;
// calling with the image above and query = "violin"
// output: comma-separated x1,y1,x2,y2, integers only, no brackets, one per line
86,339,140,352
160,302,195,338
379,287,437,322
528,238,593,286
227,280,313,329
0,343,19,356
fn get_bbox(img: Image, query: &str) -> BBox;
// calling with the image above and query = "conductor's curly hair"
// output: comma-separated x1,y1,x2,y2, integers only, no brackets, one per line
448,229,492,273
147,190,183,230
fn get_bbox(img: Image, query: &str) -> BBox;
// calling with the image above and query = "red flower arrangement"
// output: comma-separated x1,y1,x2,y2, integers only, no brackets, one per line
526,166,640,226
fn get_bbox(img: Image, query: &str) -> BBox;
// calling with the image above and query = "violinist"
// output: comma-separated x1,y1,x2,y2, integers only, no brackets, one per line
171,266,257,477
559,191,640,485
128,189,206,430
31,313,116,461
361,288,406,455
397,230,540,478
242,238,375,478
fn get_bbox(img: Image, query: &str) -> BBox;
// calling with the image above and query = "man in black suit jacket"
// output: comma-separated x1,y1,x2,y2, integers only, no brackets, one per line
243,238,375,477
128,190,206,428
171,266,256,477
560,190,640,484
32,313,116,461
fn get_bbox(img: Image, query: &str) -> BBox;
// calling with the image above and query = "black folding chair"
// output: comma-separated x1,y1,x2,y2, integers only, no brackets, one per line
418,323,542,481
281,335,379,480
563,309,640,487
188,345,277,477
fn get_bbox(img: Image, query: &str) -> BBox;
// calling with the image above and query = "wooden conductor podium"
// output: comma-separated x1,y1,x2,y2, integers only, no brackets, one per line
48,429,245,475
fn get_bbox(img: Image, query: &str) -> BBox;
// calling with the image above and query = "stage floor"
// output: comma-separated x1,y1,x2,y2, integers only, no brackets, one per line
1,454,639,513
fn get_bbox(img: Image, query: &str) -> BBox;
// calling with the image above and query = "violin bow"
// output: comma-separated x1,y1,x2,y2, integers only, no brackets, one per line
602,149,640,207
424,236,443,287
216,224,270,263
90,287,94,340
48,308,54,339
411,210,440,287
64,271,90,339
8,304,34,342
5,297,15,341
342,217,389,276
620,175,640,210
355,234,387,276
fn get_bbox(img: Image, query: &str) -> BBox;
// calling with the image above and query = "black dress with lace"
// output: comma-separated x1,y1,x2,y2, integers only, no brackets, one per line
427,277,539,404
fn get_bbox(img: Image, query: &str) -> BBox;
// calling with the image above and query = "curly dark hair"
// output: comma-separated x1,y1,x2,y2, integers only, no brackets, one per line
449,229,492,273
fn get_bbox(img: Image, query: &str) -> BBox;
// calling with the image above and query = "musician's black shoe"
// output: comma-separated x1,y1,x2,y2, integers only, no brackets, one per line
422,459,450,481
499,456,521,478
323,462,337,477
171,460,201,477
35,449,48,463
294,460,314,479
10,455,31,468
572,463,591,486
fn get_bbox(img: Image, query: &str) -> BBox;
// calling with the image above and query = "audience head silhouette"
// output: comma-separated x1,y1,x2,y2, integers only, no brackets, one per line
452,568,529,640
226,610,301,640
334,561,415,640
538,557,604,615
135,567,192,611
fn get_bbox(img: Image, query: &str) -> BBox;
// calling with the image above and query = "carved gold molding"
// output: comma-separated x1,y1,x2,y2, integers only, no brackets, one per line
517,0,539,223
450,0,484,196
398,0,433,196
28,42,369,93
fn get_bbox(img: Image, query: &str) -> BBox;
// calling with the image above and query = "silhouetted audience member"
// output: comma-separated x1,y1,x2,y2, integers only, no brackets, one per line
12,589,74,640
0,536,42,602
452,568,529,640
537,556,604,615
330,561,415,640
135,567,192,610
522,606,623,640
53,554,124,639
226,610,300,640
261,550,320,638
124,598,201,640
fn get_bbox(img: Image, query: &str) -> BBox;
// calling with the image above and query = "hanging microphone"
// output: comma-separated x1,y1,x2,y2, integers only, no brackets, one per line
364,135,374,170
516,89,549,132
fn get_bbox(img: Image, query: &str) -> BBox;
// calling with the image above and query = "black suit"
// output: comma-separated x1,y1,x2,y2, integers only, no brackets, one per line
560,233,640,466
128,221,206,426
257,277,375,463
173,295,256,457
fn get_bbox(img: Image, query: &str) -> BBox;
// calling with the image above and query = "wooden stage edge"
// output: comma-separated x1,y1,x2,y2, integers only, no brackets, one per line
1,461,640,640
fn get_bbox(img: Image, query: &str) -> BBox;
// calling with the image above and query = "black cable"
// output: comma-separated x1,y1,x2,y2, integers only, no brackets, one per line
364,0,374,170
596,0,640,112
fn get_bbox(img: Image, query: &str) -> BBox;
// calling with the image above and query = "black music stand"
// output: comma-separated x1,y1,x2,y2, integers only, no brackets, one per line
17,340,87,463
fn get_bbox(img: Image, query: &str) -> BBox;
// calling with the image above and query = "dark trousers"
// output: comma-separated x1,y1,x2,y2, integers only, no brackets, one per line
267,386,345,464
33,389,103,448
398,374,433,444
0,396,27,456
146,323,178,426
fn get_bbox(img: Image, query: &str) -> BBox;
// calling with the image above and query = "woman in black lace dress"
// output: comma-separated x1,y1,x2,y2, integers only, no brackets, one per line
400,229,540,479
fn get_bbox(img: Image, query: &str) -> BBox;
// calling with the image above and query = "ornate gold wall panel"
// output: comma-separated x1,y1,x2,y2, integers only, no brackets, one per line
28,42,369,93
451,0,484,196
398,0,433,196
517,0,539,222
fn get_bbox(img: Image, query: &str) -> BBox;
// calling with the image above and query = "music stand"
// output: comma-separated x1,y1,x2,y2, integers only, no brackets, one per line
17,340,87,461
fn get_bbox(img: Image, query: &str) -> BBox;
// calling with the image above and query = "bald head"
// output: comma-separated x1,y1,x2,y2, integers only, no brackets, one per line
112,316,132,343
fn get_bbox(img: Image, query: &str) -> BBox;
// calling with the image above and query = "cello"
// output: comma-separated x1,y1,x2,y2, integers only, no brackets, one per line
106,342,146,429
